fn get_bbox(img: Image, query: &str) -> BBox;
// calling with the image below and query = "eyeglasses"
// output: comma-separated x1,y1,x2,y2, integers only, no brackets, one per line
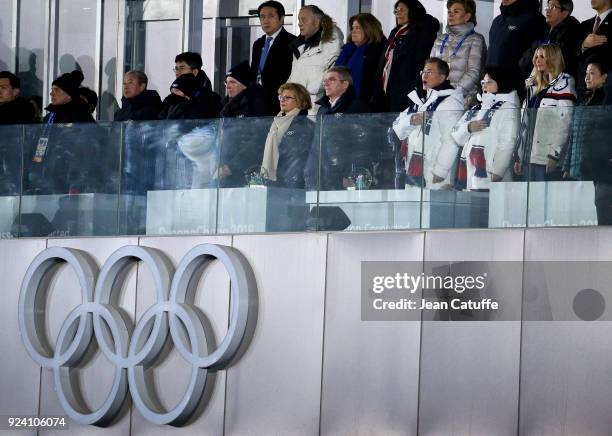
394,7,408,14
278,95,296,101
544,4,563,10
480,80,494,86
173,66,192,73
420,70,440,76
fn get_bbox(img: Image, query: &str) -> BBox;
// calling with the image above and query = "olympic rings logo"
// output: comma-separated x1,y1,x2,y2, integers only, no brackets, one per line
18,244,257,427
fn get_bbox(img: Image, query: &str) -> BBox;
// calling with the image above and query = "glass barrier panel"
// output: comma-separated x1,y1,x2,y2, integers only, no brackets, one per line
214,115,311,233
415,105,525,229
313,112,422,232
130,118,221,236
526,105,610,227
21,121,122,237
0,125,24,238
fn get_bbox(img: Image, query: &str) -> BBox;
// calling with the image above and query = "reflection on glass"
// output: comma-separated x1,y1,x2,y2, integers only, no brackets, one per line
0,125,23,238
20,122,121,237
0,107,610,238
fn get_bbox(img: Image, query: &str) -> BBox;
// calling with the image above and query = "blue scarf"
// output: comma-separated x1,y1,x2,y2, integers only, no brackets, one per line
336,43,367,97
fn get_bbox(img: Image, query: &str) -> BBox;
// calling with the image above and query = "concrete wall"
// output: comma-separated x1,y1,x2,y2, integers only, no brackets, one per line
1,227,612,435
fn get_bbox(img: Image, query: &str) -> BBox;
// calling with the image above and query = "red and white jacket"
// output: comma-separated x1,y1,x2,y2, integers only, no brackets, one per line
522,72,576,166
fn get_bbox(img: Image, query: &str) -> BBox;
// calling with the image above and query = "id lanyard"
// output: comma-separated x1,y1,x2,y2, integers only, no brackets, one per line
32,112,55,163
439,29,475,58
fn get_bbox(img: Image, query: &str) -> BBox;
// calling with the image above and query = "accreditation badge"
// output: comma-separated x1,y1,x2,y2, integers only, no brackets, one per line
32,137,49,163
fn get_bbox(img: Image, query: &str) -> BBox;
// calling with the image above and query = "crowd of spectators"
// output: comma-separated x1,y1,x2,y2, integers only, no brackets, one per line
0,0,612,222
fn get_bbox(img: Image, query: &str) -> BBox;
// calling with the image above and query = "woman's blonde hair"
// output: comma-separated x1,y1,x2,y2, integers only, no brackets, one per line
530,44,565,93
347,13,384,44
278,82,312,110
300,5,336,43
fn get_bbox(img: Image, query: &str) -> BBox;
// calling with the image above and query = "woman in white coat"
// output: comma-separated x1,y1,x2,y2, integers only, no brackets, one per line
392,57,465,190
452,66,520,190
287,5,343,111
513,43,576,181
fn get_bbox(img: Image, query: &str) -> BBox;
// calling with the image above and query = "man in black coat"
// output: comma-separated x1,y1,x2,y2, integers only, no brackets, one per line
251,1,297,115
0,71,37,125
306,66,377,190
576,0,612,99
114,71,163,211
114,71,162,121
218,61,269,187
487,0,547,81
26,70,97,195
174,51,213,93
519,0,581,78
0,71,37,195
160,74,222,120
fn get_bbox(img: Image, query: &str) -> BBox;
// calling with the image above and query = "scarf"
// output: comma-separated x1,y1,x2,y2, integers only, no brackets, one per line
261,107,301,181
382,25,409,91
336,43,368,97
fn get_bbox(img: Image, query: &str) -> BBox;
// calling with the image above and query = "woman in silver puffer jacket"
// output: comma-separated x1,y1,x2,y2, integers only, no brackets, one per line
430,0,486,107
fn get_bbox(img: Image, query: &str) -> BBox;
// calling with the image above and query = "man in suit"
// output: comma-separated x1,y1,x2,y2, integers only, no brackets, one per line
250,1,297,115
577,0,612,98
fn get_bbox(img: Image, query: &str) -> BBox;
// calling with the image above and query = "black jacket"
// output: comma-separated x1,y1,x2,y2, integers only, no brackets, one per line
519,16,582,79
114,89,163,121
306,87,377,189
25,100,98,194
487,0,547,78
576,12,612,99
251,28,297,115
374,15,439,112
218,84,269,187
315,86,371,115
159,90,222,120
580,103,612,184
274,110,315,188
220,84,268,118
42,99,95,124
195,69,213,93
0,97,37,125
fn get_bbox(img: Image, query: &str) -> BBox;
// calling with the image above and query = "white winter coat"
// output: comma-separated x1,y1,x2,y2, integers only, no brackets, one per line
393,87,464,189
520,72,576,166
451,91,520,190
287,27,343,108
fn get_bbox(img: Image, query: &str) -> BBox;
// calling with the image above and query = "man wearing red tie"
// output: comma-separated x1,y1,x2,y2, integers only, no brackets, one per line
577,0,612,98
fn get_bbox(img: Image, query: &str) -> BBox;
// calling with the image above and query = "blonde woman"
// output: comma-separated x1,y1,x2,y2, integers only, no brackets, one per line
261,83,314,187
514,43,576,181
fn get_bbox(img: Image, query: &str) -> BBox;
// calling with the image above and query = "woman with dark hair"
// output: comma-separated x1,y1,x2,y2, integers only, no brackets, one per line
452,66,520,190
563,59,612,225
430,0,486,107
261,83,314,188
335,13,386,105
514,43,576,181
563,59,608,180
376,0,440,112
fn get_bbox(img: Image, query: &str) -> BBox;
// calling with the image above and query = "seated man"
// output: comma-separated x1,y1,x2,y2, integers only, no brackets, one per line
304,66,374,190
0,71,37,195
0,71,37,124
392,57,464,189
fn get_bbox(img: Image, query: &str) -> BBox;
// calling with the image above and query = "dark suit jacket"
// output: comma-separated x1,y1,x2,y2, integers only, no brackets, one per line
577,12,612,98
251,27,297,115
